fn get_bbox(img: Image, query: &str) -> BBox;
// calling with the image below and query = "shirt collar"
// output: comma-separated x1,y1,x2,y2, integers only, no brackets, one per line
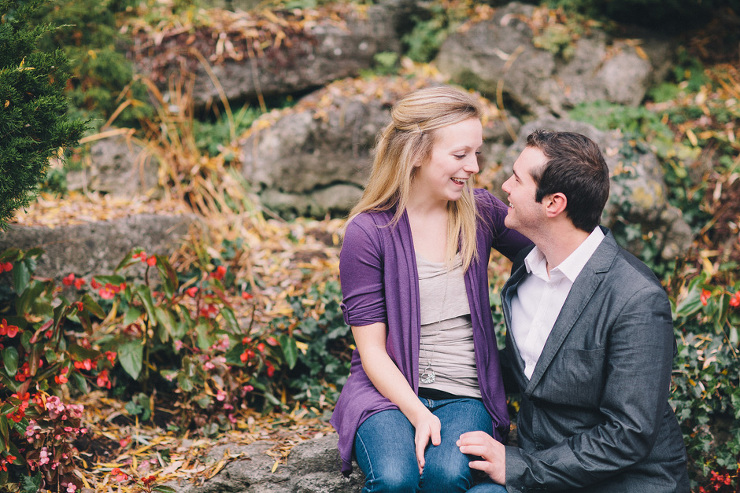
523,227,605,283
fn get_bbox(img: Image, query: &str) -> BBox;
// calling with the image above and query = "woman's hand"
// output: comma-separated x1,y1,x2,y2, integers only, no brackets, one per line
410,407,442,474
457,430,506,484
353,323,443,474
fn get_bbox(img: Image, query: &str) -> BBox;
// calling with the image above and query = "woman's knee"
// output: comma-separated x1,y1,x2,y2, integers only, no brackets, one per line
420,458,472,492
367,467,420,492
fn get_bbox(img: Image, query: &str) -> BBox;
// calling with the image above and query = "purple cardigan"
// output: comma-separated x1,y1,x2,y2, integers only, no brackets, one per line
330,189,531,475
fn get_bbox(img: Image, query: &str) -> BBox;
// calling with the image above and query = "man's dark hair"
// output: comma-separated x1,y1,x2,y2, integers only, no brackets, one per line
526,130,610,232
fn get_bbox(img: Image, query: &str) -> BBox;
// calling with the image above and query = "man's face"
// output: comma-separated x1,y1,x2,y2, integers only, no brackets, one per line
501,146,548,235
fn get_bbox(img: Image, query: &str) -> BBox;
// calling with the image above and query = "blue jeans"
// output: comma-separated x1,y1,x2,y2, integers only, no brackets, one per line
354,397,508,493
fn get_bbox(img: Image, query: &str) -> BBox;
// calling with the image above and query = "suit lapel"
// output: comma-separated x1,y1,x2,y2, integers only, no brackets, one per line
502,249,532,375
524,230,618,395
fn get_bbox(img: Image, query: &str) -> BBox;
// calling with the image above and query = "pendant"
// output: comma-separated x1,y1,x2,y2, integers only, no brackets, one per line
420,364,436,384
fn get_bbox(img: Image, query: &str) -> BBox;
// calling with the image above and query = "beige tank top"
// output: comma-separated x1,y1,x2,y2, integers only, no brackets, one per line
416,253,481,399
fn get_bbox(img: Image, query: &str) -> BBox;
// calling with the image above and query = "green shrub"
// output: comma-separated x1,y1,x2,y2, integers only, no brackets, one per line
671,269,740,491
269,280,352,415
0,248,104,492
32,0,150,129
0,0,86,229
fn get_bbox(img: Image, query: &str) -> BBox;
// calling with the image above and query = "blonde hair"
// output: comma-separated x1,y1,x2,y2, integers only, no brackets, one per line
348,85,482,271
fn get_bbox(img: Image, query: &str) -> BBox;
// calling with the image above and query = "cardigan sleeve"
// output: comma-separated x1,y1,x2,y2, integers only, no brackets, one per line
339,215,387,327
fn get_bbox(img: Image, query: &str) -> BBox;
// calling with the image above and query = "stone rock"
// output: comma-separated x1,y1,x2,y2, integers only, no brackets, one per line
240,76,519,218
67,133,159,197
491,117,693,260
0,214,198,281
133,4,402,109
239,86,392,217
172,434,364,493
435,2,675,117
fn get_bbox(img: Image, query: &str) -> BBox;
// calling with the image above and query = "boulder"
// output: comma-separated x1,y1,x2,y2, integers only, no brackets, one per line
171,434,364,493
490,118,693,261
435,2,675,117
0,214,198,281
132,4,402,109
67,133,159,197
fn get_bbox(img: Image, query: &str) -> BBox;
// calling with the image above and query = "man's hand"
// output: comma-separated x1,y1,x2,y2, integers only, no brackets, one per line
457,430,506,485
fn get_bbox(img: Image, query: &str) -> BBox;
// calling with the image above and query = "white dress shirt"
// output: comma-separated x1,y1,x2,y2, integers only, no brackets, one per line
510,227,605,379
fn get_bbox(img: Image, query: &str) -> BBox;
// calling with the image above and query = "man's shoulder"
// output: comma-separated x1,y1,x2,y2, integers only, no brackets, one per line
600,234,664,292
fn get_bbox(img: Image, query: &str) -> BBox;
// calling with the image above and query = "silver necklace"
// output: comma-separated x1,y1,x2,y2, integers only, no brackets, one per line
420,268,449,385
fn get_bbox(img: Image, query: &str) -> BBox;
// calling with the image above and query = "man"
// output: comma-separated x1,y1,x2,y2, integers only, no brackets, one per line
458,130,690,492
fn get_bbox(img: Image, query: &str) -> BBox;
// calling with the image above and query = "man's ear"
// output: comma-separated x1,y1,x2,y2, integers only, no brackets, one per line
543,192,567,218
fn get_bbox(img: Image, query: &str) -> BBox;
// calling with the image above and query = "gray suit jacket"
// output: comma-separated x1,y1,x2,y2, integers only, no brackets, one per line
501,228,689,492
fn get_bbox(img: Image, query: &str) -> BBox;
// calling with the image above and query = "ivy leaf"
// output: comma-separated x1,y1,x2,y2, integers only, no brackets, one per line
278,334,298,369
2,347,19,376
118,340,143,380
12,260,31,293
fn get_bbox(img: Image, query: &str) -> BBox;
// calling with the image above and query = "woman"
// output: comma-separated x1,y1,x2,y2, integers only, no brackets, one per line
330,85,530,492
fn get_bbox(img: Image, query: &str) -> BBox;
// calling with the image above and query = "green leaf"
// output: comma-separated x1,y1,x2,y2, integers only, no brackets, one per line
154,306,176,342
124,307,143,325
118,340,143,380
135,285,158,326
177,374,194,392
67,344,100,361
94,274,126,285
676,286,703,318
2,347,19,376
16,279,47,317
195,321,214,351
278,334,298,370
114,249,135,272
155,256,179,298
13,259,31,292
82,293,107,318
71,370,89,394
0,247,21,262
0,415,8,448
220,306,239,331
20,472,42,493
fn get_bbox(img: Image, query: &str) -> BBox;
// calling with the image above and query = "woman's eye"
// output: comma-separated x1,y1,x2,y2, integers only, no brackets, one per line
454,154,465,159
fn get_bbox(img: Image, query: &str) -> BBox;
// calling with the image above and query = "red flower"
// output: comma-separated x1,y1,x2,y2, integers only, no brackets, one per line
105,351,117,365
241,291,253,300
55,367,69,384
75,301,84,311
99,286,115,300
186,286,199,297
111,467,128,481
266,361,275,377
142,475,157,486
701,289,711,306
0,319,21,338
63,273,75,286
1,262,12,272
730,291,740,308
211,265,227,280
90,278,101,289
240,349,255,363
15,362,30,382
74,359,93,371
266,336,278,346
74,277,86,290
97,369,111,389
146,256,157,266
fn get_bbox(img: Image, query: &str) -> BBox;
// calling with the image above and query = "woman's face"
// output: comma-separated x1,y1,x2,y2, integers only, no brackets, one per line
412,118,482,205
